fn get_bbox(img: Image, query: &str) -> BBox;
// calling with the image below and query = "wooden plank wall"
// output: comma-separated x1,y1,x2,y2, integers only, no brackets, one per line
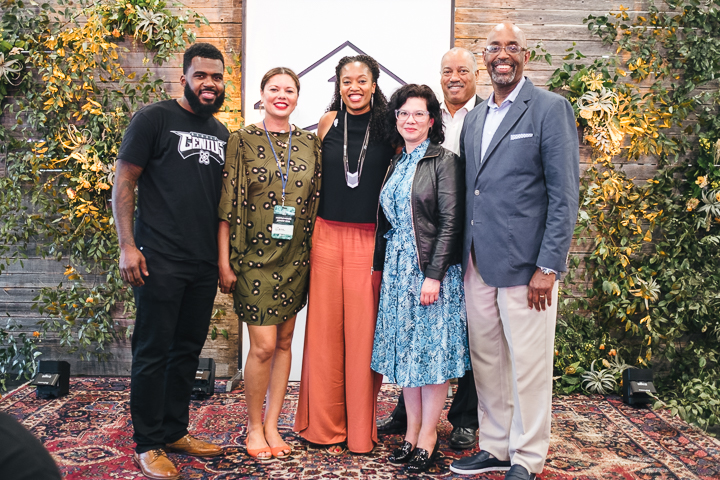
1,0,658,377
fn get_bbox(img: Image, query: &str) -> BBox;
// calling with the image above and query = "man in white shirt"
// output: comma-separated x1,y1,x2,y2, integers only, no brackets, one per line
378,47,483,451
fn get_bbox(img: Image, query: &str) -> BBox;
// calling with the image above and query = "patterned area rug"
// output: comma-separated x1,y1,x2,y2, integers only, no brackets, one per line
0,377,718,479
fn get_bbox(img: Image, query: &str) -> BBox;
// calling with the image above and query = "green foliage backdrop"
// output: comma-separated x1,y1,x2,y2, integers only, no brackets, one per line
551,0,720,430
1,0,719,430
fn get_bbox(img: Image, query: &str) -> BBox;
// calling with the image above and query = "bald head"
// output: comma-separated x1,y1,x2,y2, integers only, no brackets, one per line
440,47,480,113
441,47,477,73
483,22,530,96
488,22,527,49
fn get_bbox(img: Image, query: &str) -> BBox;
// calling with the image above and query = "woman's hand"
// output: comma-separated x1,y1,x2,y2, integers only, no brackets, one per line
219,263,237,294
420,278,441,306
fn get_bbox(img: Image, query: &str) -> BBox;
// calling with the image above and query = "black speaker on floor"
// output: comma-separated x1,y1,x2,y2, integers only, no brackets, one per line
622,368,656,406
31,360,70,399
192,358,215,399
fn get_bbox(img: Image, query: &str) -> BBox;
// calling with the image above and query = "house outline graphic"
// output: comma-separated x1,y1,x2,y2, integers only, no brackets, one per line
253,41,407,131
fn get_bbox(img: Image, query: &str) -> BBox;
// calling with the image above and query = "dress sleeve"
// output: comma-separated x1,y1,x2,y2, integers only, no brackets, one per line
219,131,248,262
305,134,323,248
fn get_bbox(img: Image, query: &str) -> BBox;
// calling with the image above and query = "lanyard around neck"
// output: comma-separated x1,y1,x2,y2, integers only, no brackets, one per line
263,121,292,206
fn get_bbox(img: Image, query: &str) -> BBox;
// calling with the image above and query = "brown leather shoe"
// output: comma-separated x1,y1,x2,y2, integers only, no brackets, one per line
133,449,179,480
166,434,223,457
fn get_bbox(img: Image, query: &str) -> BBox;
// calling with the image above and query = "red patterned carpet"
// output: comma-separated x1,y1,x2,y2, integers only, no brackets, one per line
1,377,718,479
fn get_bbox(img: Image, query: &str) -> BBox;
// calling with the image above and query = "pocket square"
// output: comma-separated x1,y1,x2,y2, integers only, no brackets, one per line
511,133,534,140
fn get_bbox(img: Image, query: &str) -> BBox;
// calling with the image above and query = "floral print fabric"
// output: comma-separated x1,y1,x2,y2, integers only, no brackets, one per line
370,139,470,387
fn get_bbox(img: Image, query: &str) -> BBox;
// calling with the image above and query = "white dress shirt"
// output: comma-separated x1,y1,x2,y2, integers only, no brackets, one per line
441,95,477,156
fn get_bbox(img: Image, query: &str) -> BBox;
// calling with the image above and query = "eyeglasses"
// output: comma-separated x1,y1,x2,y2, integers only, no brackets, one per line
484,45,526,55
395,110,430,120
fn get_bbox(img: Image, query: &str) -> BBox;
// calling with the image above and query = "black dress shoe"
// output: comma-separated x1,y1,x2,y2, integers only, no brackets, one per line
406,439,440,474
388,441,414,464
450,450,511,475
377,416,406,435
504,464,536,480
449,426,478,449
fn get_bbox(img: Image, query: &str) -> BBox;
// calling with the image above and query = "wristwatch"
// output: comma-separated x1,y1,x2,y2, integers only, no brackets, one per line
539,267,557,275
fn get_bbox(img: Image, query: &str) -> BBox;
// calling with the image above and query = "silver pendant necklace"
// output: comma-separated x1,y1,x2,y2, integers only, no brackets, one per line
343,111,371,189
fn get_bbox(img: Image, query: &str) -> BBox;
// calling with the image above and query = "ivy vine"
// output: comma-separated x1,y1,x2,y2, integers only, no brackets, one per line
551,0,720,429
0,0,205,382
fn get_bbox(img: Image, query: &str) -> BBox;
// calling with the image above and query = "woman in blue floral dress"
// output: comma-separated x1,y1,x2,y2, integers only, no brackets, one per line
371,84,470,473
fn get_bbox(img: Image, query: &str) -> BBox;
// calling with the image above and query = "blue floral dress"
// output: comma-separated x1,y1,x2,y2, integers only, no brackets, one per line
370,139,471,388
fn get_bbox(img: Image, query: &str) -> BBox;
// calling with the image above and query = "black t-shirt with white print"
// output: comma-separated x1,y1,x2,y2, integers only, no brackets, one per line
118,99,229,263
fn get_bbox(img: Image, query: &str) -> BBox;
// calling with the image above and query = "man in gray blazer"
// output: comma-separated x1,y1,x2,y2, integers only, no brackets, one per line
450,23,579,480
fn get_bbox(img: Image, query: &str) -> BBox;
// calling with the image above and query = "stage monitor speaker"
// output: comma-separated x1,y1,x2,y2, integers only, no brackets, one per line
31,360,70,399
622,368,656,406
192,358,215,399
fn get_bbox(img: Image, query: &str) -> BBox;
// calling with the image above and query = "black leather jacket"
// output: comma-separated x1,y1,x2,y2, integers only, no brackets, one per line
372,142,465,280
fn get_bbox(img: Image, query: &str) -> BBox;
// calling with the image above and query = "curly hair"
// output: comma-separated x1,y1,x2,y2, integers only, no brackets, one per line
385,84,445,148
183,43,224,73
326,55,388,142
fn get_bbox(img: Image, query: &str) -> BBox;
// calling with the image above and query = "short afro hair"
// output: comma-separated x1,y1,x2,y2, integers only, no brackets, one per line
183,43,225,74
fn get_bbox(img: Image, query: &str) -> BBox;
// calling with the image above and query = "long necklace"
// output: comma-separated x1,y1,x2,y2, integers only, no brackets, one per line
343,111,371,189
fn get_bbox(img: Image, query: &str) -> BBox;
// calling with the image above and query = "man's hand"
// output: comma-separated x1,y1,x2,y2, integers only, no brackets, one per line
527,268,555,311
219,263,237,294
120,246,148,287
420,278,441,306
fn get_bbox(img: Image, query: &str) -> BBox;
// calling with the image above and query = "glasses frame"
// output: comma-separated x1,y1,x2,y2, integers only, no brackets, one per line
395,109,431,120
484,45,527,56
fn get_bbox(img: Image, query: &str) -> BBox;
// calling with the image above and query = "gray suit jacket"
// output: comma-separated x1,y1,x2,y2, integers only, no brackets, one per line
460,78,580,287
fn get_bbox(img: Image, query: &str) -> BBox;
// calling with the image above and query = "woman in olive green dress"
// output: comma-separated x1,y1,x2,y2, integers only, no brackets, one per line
218,67,321,460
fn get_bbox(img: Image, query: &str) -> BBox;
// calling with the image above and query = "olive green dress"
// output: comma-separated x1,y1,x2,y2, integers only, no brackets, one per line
219,124,322,326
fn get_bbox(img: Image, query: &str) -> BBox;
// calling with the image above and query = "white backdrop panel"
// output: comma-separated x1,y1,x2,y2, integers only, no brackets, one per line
242,0,453,381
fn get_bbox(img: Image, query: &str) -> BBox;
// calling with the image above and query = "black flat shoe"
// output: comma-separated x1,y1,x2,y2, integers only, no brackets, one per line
377,415,406,435
406,439,440,474
388,441,415,464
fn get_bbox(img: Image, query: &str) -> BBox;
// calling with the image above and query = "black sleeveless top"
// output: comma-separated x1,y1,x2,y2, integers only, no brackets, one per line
318,110,394,223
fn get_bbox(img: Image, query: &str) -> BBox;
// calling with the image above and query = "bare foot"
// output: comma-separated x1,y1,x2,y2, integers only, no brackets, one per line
264,426,291,457
246,428,271,460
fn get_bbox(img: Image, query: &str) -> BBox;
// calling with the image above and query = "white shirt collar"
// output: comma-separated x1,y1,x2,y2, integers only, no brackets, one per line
441,95,477,115
487,76,526,110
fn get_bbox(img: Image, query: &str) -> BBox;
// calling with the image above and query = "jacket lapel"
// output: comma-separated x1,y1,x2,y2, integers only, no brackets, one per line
473,99,488,172
477,80,534,178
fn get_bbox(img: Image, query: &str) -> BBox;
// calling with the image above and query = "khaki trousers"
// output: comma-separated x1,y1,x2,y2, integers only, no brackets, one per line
464,254,557,474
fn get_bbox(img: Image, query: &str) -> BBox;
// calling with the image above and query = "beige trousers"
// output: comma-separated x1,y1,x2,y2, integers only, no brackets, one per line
464,254,557,474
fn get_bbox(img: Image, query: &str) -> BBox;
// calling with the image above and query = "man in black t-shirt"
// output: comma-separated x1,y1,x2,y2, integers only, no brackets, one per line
112,43,229,480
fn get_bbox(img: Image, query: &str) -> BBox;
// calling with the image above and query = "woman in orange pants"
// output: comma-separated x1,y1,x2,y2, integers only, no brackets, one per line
293,55,393,454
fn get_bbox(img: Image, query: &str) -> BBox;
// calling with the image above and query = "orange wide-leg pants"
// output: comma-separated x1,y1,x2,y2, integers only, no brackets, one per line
293,217,383,453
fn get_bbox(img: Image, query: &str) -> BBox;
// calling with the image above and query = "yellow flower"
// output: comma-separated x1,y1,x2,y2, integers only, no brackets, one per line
609,349,616,356
66,187,76,199
97,182,110,190
602,359,611,368
86,297,94,303
696,176,709,188
715,192,720,203
82,180,91,189
579,108,594,120
686,198,699,211
33,331,40,338
564,365,576,375
599,344,605,350
112,28,121,38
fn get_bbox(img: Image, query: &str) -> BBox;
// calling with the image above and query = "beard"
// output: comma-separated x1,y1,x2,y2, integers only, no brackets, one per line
184,83,226,118
490,60,517,86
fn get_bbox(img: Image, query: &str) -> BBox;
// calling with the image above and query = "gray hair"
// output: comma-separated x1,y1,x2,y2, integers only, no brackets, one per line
441,47,478,73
